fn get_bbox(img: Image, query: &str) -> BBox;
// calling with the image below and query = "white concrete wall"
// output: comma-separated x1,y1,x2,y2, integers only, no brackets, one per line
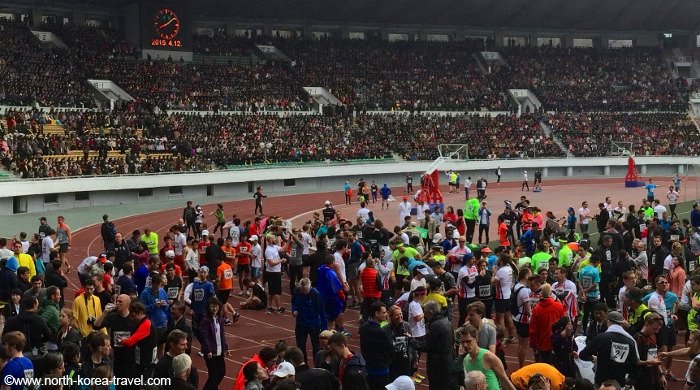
0,156,696,215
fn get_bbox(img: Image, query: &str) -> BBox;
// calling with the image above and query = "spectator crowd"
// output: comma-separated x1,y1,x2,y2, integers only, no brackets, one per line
546,112,700,157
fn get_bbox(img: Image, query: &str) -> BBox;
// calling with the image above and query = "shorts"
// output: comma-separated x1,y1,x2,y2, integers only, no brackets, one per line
237,264,251,275
59,243,69,253
267,272,282,295
495,299,511,314
325,297,344,320
515,321,530,338
216,289,231,304
174,255,184,269
660,323,677,347
251,267,261,279
346,261,361,281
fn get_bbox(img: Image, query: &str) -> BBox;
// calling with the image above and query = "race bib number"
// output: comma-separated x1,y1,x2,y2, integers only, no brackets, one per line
671,235,680,242
647,347,658,361
539,261,549,271
479,285,491,297
290,249,297,258
651,255,656,265
114,284,121,296
357,231,363,239
240,247,247,253
610,342,630,363
639,223,646,231
167,287,179,299
23,369,34,379
114,331,131,347
227,252,234,259
581,276,592,288
194,288,204,302
394,336,408,358
690,261,697,272
224,269,233,279
145,276,152,288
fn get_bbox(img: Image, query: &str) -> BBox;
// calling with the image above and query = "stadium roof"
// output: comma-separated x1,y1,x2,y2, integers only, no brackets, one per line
26,0,700,31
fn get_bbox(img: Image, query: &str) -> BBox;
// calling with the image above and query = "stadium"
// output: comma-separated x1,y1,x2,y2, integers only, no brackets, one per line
0,0,699,389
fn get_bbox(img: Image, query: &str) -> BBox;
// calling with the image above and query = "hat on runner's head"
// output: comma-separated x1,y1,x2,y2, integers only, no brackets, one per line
249,235,259,242
98,253,108,263
325,201,331,206
385,376,415,390
432,233,443,243
607,311,624,325
201,230,209,236
198,266,209,274
481,246,492,253
165,250,175,259
273,362,295,378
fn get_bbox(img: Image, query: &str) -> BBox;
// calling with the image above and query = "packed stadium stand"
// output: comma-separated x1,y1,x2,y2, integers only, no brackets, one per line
0,13,699,179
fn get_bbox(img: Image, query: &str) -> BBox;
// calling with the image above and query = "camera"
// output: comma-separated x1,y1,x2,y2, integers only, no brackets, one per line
87,316,96,325
366,239,380,258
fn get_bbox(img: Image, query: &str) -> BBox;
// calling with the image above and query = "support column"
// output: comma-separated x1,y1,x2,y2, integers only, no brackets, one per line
543,167,549,177
567,167,573,177
678,164,686,174
640,165,647,174
604,166,611,176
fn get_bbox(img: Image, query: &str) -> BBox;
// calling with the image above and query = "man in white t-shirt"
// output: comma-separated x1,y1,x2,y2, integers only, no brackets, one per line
249,236,262,283
408,287,427,338
41,229,58,264
667,186,680,220
653,199,667,220
493,263,516,342
264,235,286,313
552,267,578,321
449,238,471,276
333,240,348,285
415,201,429,223
357,202,371,223
228,218,241,246
173,228,187,268
399,196,412,226
457,253,478,327
578,201,591,233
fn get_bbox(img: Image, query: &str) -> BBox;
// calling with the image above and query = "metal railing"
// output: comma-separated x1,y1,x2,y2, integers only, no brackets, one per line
0,157,396,182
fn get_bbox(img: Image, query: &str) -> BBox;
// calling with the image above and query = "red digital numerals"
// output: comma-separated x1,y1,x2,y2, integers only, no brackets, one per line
151,39,182,47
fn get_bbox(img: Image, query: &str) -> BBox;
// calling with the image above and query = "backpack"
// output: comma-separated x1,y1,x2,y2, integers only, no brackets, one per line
629,308,654,335
103,222,116,240
510,285,526,317
184,207,195,222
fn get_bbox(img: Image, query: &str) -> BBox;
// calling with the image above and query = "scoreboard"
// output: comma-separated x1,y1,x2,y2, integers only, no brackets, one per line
140,3,192,52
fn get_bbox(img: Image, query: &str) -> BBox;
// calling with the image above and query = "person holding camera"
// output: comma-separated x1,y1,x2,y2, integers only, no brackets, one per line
72,279,106,337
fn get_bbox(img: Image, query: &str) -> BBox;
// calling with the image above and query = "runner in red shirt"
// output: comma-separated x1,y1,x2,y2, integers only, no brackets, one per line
236,232,253,296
